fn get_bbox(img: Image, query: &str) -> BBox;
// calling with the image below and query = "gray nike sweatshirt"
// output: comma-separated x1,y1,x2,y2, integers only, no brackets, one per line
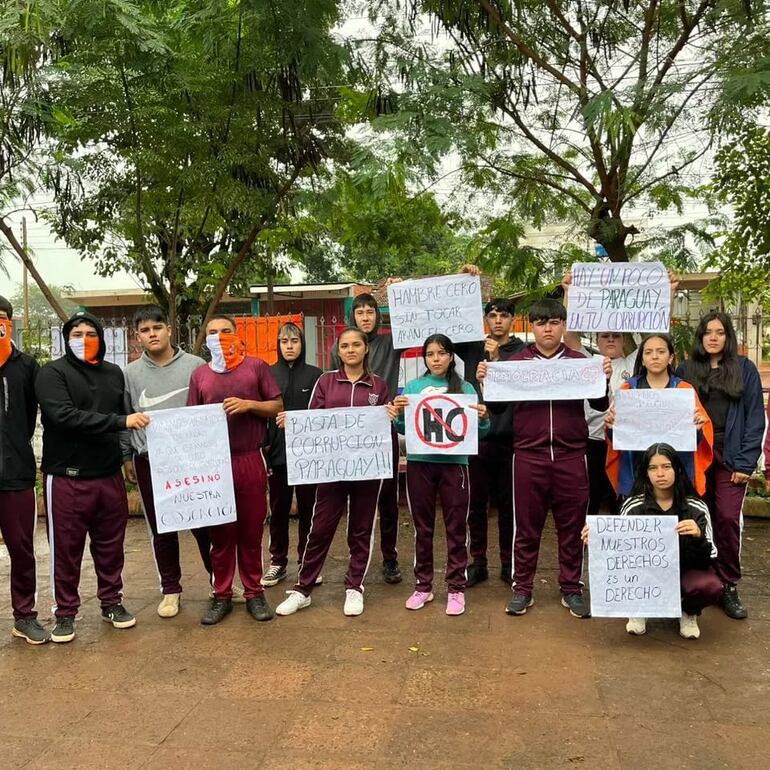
122,347,206,457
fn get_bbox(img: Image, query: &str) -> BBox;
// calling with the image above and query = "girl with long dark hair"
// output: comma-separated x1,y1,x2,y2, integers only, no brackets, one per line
583,443,721,639
605,334,712,497
390,334,489,616
677,312,765,619
275,327,390,618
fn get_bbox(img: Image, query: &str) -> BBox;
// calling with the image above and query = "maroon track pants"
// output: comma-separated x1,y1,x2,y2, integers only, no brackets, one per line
681,568,723,616
267,465,315,568
133,453,213,595
468,439,513,569
406,461,470,594
377,432,400,562
0,488,38,620
44,472,129,617
512,451,588,597
704,452,748,586
295,479,383,596
210,451,268,601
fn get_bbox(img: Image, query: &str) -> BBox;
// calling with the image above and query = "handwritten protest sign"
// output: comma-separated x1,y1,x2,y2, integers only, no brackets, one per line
146,404,237,534
567,261,670,333
483,358,606,402
388,274,484,349
285,406,393,485
404,393,479,456
587,515,681,618
613,388,697,451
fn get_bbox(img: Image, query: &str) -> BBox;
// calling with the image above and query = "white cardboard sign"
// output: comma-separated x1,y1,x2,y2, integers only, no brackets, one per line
613,388,697,451
388,274,485,349
483,358,606,402
404,393,479,456
587,514,681,618
284,406,393,485
567,261,671,333
146,404,237,534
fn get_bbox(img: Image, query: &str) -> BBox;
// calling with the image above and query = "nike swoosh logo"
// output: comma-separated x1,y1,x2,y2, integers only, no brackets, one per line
301,388,310,392
138,387,189,409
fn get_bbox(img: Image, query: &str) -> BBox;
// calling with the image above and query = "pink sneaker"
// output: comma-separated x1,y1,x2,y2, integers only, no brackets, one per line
405,591,434,610
446,592,465,616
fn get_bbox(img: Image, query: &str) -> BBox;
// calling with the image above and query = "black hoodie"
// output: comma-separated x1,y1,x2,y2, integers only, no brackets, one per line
266,328,322,468
455,335,526,441
0,345,39,490
35,312,128,478
330,301,400,400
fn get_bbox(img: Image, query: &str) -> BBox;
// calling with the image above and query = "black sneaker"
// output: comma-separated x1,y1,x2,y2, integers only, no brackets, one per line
719,584,748,620
246,594,275,622
382,560,402,584
505,593,534,615
101,604,137,629
561,593,591,618
201,597,233,626
12,618,50,645
500,564,512,583
51,616,76,643
466,562,489,587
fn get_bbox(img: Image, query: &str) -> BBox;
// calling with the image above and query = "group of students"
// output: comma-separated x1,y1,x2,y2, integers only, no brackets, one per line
0,265,764,644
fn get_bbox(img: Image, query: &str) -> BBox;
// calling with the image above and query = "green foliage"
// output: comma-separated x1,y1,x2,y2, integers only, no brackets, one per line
35,0,347,325
360,0,760,264
9,282,76,326
707,124,770,305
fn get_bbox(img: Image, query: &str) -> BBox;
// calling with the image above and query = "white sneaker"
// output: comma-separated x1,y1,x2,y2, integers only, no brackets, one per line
276,591,311,616
625,617,647,635
232,584,246,604
343,589,364,616
315,574,324,585
157,593,180,618
679,613,700,639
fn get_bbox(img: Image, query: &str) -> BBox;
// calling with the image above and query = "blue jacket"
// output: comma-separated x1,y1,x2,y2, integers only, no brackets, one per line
677,357,765,474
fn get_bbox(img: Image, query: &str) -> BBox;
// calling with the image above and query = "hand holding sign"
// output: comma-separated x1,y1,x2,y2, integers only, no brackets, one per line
404,393,479,456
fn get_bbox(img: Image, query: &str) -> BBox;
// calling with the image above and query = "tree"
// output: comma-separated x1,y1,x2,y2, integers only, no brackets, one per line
707,124,770,304
356,0,759,276
41,0,348,350
0,0,73,319
9,282,76,325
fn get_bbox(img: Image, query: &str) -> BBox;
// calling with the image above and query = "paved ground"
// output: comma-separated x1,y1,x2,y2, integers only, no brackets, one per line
1,508,769,770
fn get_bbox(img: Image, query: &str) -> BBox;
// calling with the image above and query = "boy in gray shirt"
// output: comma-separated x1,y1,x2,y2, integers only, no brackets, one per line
123,305,211,618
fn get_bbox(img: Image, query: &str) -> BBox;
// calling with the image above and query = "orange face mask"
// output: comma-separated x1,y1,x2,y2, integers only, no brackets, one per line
0,318,12,368
69,335,101,365
207,332,246,373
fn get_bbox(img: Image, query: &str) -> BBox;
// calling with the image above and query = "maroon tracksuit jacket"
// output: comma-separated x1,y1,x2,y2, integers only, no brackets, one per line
508,344,608,597
294,369,390,596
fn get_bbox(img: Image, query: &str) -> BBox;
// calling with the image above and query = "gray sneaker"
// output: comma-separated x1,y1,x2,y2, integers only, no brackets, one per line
12,618,50,645
561,593,591,618
51,616,76,643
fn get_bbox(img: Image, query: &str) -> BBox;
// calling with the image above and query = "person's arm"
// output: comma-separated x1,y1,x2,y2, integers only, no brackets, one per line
120,383,136,482
733,359,765,478
36,365,128,434
560,271,582,351
223,362,283,418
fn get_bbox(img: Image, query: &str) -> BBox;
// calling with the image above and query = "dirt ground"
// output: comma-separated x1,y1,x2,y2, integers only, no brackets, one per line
1,509,769,770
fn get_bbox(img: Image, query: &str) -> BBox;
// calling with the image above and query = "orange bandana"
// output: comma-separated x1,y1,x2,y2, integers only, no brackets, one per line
207,332,246,373
69,336,101,365
0,318,12,368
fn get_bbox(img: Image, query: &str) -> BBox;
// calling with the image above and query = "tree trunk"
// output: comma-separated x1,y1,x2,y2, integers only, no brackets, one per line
0,217,69,322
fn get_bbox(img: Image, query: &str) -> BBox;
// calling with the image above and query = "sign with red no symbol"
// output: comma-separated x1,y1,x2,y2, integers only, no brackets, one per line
404,393,479,456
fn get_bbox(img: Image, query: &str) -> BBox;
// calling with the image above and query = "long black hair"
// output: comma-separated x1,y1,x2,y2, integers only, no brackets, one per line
633,334,675,378
685,311,743,399
422,334,464,394
630,443,698,513
337,327,371,375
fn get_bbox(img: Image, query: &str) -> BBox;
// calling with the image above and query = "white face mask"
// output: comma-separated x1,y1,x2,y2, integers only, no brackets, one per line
207,333,226,373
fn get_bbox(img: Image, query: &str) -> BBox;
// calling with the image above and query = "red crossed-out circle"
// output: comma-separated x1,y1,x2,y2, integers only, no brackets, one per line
414,394,469,449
